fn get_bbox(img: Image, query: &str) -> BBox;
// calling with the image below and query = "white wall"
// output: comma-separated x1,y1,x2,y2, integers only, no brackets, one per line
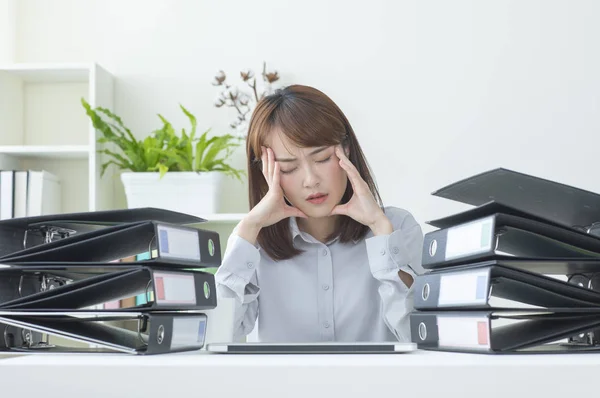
10,0,600,230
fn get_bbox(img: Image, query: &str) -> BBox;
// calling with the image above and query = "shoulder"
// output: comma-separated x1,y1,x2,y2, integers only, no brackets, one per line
382,206,422,232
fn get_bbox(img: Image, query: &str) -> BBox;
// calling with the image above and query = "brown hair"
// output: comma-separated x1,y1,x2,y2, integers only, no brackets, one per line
246,84,383,261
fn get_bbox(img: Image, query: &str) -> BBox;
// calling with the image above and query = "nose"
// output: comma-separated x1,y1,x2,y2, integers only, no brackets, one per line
302,164,321,188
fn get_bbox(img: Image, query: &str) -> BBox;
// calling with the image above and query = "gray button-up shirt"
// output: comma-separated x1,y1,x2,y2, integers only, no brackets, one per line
215,206,425,343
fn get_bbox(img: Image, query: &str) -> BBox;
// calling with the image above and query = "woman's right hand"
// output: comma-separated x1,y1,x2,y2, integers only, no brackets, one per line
236,146,307,245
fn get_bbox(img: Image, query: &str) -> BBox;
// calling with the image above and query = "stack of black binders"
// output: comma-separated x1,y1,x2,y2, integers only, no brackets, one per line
410,168,600,354
0,207,221,355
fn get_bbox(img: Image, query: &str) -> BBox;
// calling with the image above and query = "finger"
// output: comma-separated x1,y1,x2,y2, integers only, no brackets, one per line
285,205,308,219
267,147,274,184
272,158,281,187
329,203,349,216
336,146,358,175
336,148,365,193
335,145,348,161
337,156,359,191
261,146,268,182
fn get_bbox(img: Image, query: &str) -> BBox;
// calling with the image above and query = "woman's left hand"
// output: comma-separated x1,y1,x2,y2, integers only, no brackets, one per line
330,147,393,235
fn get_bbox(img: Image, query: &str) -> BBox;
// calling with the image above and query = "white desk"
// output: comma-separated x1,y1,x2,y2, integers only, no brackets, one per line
0,350,598,398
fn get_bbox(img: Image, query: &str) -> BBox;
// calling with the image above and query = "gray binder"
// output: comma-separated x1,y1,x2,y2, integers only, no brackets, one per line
0,311,207,354
422,211,600,269
414,259,600,311
431,168,600,232
410,310,600,354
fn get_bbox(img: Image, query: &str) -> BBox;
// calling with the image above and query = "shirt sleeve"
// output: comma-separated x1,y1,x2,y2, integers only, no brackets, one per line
365,209,425,342
214,229,261,341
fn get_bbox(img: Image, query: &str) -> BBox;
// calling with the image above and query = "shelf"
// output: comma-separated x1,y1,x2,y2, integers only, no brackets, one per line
197,213,246,223
0,62,114,213
0,63,92,83
0,145,90,159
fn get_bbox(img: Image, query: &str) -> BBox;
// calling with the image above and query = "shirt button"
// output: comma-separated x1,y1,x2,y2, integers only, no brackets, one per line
247,262,254,269
323,321,330,328
393,247,399,254
380,248,386,255
322,249,328,256
322,284,330,291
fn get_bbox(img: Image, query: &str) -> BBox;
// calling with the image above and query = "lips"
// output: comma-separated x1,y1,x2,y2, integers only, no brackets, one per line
306,193,326,200
306,193,328,204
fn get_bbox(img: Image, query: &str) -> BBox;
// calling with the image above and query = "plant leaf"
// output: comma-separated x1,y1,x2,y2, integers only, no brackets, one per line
158,163,169,178
83,98,244,180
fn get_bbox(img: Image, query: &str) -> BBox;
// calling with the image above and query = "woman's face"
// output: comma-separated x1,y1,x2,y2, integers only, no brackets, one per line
265,129,349,218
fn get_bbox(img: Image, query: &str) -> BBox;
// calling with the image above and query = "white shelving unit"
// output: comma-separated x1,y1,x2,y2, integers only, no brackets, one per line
0,62,247,258
0,62,115,213
0,145,89,159
198,213,246,223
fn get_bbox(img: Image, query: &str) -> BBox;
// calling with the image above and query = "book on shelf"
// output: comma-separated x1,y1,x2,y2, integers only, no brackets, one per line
0,169,60,220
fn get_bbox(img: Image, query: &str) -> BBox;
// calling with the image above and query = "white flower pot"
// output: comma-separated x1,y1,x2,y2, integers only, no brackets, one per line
121,171,224,216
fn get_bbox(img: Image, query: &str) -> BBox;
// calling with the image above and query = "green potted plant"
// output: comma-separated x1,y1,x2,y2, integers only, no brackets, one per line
81,98,245,215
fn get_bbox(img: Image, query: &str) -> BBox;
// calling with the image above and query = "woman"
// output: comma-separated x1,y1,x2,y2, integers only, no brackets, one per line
215,84,424,343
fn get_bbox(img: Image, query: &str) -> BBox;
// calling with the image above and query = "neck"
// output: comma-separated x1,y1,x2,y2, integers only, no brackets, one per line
297,215,339,243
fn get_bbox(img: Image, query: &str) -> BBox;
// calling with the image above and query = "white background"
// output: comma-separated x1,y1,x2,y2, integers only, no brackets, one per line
2,0,599,232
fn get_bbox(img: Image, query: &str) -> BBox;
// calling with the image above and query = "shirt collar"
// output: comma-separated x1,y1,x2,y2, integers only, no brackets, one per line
288,217,360,246
289,216,302,240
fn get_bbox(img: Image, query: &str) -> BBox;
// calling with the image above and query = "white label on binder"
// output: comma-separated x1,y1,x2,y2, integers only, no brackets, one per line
445,216,494,260
154,272,197,305
157,224,201,262
438,270,490,306
437,315,490,350
171,316,207,349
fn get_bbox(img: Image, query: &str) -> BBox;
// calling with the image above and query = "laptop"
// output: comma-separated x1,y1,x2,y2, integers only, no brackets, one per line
202,299,416,354
206,341,417,354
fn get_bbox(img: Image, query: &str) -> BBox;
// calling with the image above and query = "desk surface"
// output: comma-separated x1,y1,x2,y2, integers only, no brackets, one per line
0,350,598,398
1,348,600,366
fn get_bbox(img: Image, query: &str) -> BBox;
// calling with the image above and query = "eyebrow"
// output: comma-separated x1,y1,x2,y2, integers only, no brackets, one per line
275,147,329,162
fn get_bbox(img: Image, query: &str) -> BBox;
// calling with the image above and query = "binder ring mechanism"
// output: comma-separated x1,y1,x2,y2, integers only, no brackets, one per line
23,225,77,248
11,273,69,351
571,221,600,237
565,272,600,346
566,218,600,346
17,274,70,298
3,325,55,351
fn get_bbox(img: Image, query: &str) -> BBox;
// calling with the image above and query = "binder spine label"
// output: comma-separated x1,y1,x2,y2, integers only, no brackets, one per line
437,315,490,350
157,224,201,261
438,270,490,306
154,272,197,305
445,216,494,260
171,316,206,349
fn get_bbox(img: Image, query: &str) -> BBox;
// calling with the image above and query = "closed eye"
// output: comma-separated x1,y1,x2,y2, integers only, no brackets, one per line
280,167,297,174
281,155,331,174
